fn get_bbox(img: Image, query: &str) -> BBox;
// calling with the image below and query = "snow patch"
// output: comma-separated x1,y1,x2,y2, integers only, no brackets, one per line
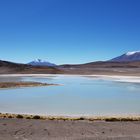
126,51,140,56
28,59,56,66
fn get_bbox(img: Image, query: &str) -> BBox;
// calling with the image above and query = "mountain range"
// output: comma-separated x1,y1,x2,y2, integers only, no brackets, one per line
110,51,140,62
0,60,61,74
26,51,140,67
0,51,140,75
28,59,56,67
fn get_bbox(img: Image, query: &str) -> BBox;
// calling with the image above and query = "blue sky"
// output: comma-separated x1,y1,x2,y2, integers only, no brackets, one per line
0,0,140,64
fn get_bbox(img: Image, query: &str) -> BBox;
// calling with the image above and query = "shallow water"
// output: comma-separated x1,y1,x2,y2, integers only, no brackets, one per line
0,75,140,116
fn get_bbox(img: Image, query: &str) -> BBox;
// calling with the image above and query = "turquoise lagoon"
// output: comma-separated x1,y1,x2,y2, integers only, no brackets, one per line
0,75,140,116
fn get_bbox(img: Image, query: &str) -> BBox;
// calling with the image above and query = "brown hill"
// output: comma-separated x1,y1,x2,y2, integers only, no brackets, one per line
59,61,140,76
1,60,140,76
0,60,62,74
60,61,140,68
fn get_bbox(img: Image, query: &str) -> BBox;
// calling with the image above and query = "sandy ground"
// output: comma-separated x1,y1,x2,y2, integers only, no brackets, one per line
0,118,140,140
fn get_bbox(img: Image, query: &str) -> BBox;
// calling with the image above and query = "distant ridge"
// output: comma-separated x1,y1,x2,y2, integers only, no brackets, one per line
0,60,61,74
1,51,140,75
110,51,140,62
28,59,56,67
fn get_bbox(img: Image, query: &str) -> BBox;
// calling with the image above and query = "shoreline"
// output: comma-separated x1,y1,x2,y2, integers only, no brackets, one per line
0,74,140,83
0,112,140,122
1,113,140,139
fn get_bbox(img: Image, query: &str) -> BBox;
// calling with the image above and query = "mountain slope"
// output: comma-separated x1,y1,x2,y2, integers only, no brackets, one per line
110,51,140,62
0,60,61,74
28,59,56,67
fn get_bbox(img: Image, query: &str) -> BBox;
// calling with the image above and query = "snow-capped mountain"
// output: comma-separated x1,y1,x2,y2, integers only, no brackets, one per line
28,59,56,67
110,51,140,62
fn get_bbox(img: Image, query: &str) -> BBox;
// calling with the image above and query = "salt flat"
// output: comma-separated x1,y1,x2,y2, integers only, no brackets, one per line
1,74,140,83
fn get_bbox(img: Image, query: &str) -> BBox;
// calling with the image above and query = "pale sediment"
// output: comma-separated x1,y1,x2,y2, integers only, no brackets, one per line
1,74,140,83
